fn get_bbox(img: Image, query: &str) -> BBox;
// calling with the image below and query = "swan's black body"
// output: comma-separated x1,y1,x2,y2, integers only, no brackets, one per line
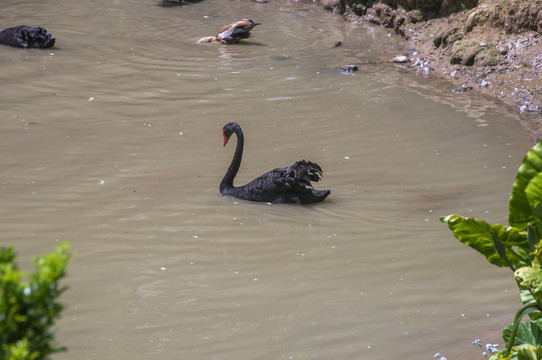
0,26,55,49
220,122,330,204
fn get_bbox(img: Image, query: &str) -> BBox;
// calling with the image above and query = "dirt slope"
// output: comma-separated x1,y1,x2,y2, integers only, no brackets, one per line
322,0,542,136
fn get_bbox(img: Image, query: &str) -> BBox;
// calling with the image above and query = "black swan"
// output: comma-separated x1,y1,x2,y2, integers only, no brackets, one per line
198,19,260,44
0,26,55,49
220,122,330,204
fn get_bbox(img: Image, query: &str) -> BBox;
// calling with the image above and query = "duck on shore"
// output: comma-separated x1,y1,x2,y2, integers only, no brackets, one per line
198,19,260,44
0,25,55,49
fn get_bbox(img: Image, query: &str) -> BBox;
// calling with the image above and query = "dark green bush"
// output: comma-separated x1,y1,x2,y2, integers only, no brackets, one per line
0,243,71,360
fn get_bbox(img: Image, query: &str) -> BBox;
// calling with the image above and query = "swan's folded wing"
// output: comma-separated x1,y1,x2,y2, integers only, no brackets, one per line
238,168,292,201
231,162,327,203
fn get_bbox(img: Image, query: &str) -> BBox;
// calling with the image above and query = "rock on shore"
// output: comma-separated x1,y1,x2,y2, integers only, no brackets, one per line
322,0,542,137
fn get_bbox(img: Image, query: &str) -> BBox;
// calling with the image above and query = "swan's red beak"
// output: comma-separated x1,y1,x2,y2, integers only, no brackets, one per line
223,132,229,147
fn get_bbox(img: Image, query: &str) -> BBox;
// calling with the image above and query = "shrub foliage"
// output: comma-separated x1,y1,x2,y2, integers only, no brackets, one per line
0,243,71,360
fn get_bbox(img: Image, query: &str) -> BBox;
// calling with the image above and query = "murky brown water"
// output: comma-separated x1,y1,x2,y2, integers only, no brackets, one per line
0,0,535,359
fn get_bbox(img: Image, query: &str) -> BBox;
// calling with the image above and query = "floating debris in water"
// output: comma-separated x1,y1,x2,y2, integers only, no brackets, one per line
391,55,410,63
266,96,293,101
519,103,540,114
452,85,473,93
272,55,291,61
410,57,431,76
335,65,358,74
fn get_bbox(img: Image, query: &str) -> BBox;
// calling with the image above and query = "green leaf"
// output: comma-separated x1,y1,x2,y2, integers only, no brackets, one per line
503,320,542,347
528,225,539,252
516,264,542,304
526,172,542,236
518,290,542,321
521,289,537,305
440,215,528,268
489,351,514,360
0,247,17,265
510,141,542,230
517,345,542,360
489,352,514,360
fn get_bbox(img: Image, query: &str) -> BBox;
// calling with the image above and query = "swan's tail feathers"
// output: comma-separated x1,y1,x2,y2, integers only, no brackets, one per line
25,27,55,48
291,160,330,203
292,160,324,187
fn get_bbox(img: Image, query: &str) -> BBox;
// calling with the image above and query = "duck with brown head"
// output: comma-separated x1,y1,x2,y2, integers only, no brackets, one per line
198,19,260,44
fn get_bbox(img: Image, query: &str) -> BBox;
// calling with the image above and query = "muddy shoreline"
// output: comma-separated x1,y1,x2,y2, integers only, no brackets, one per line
321,0,542,139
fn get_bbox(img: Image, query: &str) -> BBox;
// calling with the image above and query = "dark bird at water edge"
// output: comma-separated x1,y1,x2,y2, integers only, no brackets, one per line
0,26,55,49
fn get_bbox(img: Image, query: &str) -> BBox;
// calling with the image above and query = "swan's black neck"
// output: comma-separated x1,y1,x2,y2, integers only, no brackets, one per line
220,125,244,195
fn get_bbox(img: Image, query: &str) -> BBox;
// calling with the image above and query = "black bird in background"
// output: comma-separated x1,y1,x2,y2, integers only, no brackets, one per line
0,25,55,49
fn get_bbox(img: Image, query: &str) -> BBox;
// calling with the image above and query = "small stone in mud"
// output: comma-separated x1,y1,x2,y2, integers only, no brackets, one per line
273,55,291,61
333,41,343,48
336,65,358,73
452,85,473,93
496,45,509,55
391,55,410,63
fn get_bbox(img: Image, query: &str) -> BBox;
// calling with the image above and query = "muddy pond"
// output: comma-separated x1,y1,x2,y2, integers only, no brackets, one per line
0,0,535,359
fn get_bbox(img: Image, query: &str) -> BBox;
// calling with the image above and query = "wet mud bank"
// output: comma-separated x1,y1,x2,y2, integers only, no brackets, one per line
322,0,542,138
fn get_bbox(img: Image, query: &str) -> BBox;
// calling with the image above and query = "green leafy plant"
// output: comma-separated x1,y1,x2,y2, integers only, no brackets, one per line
0,243,71,360
441,141,542,360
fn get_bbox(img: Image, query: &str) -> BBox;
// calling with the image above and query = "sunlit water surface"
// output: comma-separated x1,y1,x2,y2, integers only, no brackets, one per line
0,0,535,359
